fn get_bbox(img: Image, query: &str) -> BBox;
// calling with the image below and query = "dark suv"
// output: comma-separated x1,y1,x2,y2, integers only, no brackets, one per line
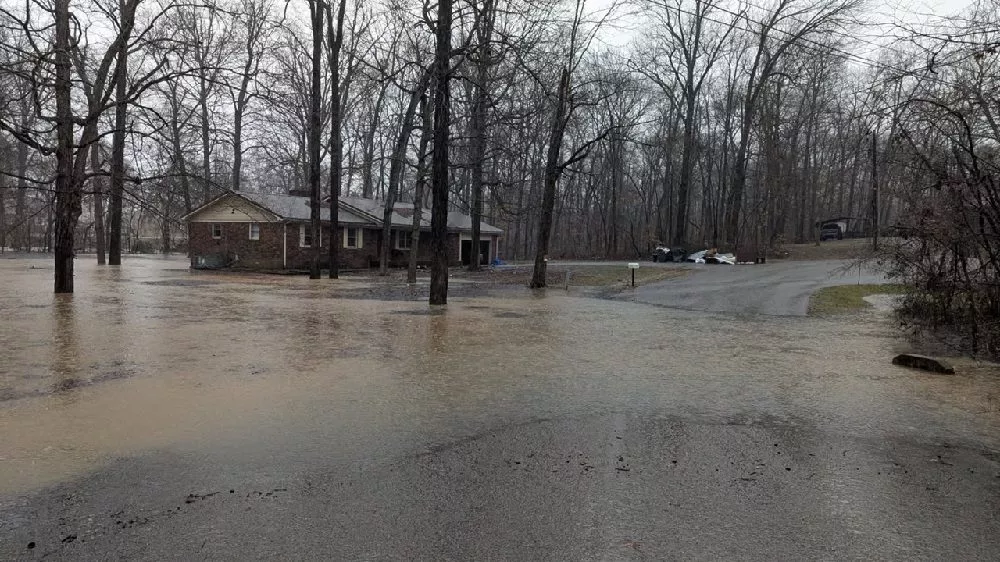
820,226,843,241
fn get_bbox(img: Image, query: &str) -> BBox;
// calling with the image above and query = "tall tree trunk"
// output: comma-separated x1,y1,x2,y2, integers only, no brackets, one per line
429,0,452,305
53,0,77,293
327,0,347,279
798,112,814,243
232,109,244,191
200,74,213,204
0,147,6,253
46,192,54,253
381,73,429,274
611,141,620,255
14,131,28,251
232,45,254,191
161,194,172,253
169,85,193,214
308,0,324,279
468,0,494,271
674,91,697,246
870,131,878,251
108,3,127,267
408,91,432,284
530,66,570,289
90,143,106,264
361,87,386,199
727,109,752,246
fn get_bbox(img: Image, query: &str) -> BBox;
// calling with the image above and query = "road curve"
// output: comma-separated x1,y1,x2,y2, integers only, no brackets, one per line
620,259,886,316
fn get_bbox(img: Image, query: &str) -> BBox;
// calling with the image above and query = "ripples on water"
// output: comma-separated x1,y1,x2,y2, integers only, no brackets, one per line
1,255,998,494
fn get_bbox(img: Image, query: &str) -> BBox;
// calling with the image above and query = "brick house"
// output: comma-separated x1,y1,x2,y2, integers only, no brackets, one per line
183,191,502,270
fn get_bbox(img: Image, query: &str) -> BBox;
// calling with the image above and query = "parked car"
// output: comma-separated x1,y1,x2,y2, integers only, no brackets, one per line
652,246,685,262
820,225,843,241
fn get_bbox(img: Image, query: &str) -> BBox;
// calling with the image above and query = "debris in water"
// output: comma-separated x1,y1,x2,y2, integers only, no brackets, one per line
892,353,955,374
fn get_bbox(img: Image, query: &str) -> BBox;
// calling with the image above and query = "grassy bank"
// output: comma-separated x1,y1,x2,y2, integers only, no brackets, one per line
775,238,887,261
808,283,908,316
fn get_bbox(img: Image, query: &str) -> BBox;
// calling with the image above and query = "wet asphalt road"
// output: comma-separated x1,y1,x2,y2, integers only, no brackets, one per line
2,257,999,561
6,414,999,561
620,260,886,316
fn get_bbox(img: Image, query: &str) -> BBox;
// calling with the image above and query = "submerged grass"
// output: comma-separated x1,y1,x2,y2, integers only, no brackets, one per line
457,265,691,288
808,283,909,316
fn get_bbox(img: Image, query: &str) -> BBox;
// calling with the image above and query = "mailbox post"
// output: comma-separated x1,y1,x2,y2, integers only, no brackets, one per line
627,262,639,287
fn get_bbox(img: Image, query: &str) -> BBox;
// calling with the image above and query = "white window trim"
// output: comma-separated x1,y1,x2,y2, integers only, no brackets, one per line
343,227,363,249
249,223,260,241
396,229,413,250
299,224,312,248
211,224,222,239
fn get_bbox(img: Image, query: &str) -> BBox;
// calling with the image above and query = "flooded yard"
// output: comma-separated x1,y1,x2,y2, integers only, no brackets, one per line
2,255,1000,559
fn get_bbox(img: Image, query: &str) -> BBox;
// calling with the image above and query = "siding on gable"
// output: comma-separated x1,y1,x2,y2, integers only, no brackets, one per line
189,195,279,223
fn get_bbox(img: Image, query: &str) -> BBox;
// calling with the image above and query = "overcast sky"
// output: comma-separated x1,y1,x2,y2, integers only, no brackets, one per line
589,0,979,52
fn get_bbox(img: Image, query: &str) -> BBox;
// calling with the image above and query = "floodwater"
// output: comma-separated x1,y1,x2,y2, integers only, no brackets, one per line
3,255,1000,558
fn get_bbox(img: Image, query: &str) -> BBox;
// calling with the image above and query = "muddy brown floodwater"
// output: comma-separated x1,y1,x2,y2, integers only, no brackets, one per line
2,255,1000,559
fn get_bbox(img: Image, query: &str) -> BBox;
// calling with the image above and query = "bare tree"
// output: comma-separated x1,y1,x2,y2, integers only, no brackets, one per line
430,0,454,304
327,0,348,279
0,0,152,289
108,0,133,266
466,0,496,270
725,0,860,246
407,88,432,283
53,0,75,291
307,0,324,279
530,0,616,288
230,0,276,192
639,0,738,246
380,66,431,275
174,3,234,202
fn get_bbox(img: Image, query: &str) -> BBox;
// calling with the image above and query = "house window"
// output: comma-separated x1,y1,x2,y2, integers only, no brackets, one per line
396,230,413,250
344,227,362,249
211,224,222,239
300,224,312,248
249,223,260,240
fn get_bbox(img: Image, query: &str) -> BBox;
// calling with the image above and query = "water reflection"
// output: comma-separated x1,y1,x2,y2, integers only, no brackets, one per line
429,313,448,354
51,295,79,397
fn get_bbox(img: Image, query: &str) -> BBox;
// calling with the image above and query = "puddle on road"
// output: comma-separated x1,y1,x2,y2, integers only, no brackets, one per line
2,256,1000,495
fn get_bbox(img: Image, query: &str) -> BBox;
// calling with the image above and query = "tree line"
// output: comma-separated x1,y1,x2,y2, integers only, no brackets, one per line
0,0,997,315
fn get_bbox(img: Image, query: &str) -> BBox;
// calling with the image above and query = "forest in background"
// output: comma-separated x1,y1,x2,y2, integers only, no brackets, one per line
0,0,998,321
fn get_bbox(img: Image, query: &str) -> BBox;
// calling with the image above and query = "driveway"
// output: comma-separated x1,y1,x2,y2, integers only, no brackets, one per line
620,259,886,316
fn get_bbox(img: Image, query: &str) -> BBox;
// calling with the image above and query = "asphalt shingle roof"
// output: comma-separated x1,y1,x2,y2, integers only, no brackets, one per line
207,191,502,234
240,192,369,224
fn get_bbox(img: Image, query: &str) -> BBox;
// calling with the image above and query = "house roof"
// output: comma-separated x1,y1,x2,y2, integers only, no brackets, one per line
386,201,502,235
339,196,413,227
241,192,371,224
339,196,503,234
446,211,503,235
186,190,502,235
